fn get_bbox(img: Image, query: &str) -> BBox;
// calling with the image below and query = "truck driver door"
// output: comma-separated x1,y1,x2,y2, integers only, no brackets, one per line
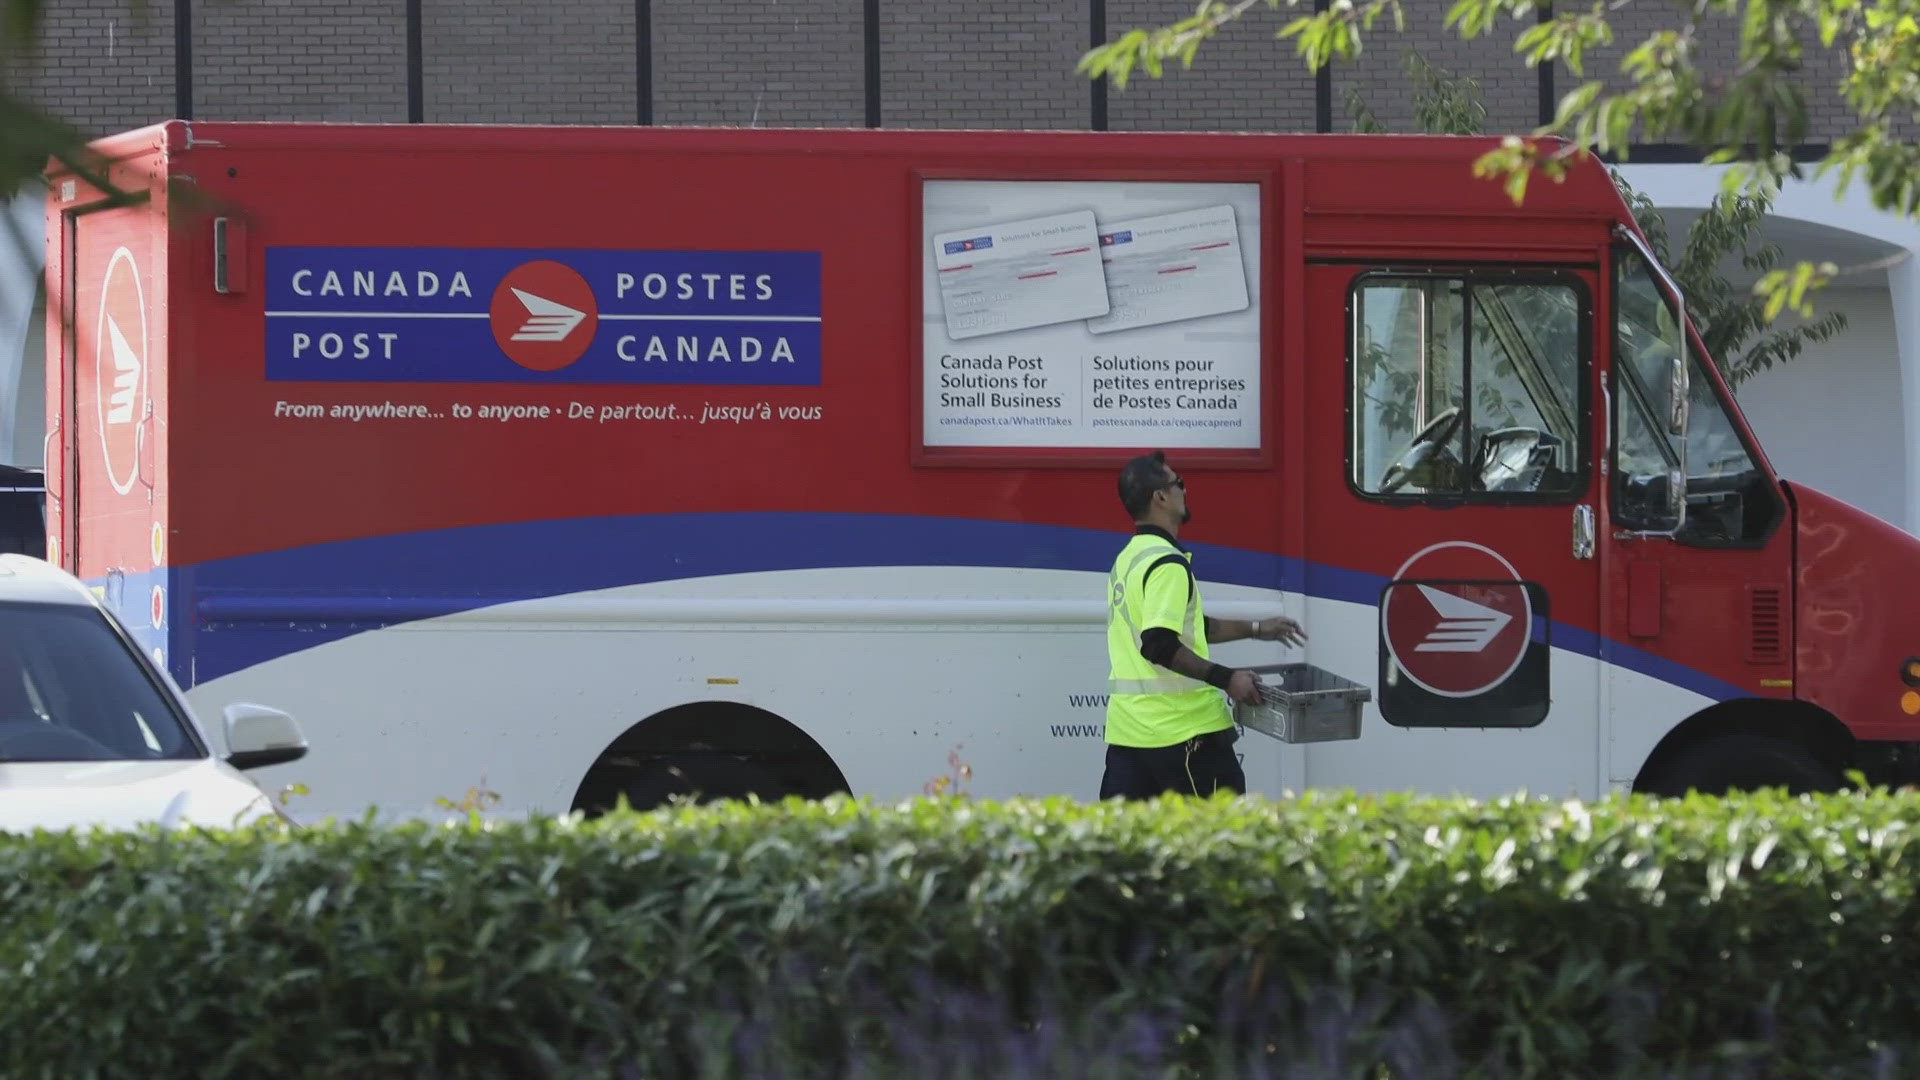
1295,263,1605,797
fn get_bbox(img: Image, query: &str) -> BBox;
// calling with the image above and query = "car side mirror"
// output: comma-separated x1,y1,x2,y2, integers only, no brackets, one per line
224,703,308,770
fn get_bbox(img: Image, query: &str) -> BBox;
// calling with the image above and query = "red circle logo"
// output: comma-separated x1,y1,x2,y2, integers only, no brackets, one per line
488,260,598,371
150,585,165,629
1381,542,1532,698
94,246,147,496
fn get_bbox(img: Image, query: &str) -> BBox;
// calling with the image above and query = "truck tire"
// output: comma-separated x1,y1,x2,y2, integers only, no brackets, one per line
1641,733,1842,797
613,752,792,812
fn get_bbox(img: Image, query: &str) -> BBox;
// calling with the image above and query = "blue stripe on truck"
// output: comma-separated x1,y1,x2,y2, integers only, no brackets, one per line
158,510,1738,702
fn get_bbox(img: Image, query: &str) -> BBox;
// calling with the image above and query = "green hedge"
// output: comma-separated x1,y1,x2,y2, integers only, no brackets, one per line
2,789,1919,1078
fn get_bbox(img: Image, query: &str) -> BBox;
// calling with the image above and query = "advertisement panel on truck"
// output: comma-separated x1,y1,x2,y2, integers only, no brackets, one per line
921,179,1261,450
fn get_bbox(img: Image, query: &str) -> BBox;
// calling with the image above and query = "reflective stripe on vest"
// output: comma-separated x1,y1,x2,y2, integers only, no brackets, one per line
1107,540,1204,696
1107,543,1199,645
1110,675,1210,694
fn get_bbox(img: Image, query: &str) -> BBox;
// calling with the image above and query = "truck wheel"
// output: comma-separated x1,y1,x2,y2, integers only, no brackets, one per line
613,752,791,812
1641,733,1843,797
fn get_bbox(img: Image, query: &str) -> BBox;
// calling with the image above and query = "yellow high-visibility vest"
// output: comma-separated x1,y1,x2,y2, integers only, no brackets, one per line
1104,531,1233,747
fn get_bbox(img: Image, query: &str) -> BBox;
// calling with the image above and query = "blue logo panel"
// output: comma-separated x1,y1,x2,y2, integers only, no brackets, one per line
264,247,824,386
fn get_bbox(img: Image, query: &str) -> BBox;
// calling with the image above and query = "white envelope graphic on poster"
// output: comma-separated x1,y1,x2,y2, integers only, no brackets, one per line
1086,204,1250,335
932,210,1109,340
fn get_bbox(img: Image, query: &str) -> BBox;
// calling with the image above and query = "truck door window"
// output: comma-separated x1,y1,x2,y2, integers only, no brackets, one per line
1612,249,1781,545
1350,273,1588,501
1612,248,1686,531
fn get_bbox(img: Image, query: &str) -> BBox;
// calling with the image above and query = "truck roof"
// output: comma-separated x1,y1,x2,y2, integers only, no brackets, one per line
55,120,1628,230
66,118,1595,170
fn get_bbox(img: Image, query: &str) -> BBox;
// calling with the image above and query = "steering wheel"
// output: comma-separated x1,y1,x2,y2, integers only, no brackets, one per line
1379,407,1463,494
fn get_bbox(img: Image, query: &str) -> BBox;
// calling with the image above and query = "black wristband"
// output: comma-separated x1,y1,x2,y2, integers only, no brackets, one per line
1204,663,1234,691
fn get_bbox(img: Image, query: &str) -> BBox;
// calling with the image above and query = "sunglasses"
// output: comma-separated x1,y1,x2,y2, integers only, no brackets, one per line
1162,476,1186,491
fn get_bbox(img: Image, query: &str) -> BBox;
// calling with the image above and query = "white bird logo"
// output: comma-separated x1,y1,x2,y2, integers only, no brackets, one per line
509,288,587,342
1413,585,1512,653
105,314,141,424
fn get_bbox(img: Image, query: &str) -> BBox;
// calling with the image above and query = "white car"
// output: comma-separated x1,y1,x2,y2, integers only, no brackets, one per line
0,554,310,831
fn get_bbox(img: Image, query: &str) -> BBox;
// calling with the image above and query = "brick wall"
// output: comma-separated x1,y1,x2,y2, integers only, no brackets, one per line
880,1,1082,130
1330,4,1541,134
3,1,1874,146
12,0,172,136
1103,0,1315,133
425,0,635,124
653,0,861,127
1788,27,1856,139
193,0,405,122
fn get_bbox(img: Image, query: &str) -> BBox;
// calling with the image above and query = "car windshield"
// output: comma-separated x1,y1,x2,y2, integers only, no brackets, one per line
0,602,202,763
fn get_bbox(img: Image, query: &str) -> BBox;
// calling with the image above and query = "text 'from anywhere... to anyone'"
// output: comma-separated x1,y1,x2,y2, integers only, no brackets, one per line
275,401,435,421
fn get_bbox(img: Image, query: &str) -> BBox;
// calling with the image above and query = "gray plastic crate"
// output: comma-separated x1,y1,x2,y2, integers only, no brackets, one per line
1232,662,1370,744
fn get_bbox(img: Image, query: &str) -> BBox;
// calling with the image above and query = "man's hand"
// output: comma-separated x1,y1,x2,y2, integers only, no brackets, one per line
1226,669,1264,706
1252,616,1308,647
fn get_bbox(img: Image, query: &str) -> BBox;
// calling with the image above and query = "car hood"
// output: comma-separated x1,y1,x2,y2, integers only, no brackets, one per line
0,758,278,832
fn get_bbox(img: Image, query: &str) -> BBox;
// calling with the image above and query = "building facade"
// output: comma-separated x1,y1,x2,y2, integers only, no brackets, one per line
3,0,1913,533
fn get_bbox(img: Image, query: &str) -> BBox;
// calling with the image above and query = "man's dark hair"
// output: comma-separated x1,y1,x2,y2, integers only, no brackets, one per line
1117,451,1171,520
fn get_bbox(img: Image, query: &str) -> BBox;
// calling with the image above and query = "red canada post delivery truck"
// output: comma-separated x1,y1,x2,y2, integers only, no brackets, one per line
40,120,1920,820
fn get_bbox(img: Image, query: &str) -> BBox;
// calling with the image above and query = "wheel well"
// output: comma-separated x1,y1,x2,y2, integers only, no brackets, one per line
569,701,851,814
1631,698,1854,793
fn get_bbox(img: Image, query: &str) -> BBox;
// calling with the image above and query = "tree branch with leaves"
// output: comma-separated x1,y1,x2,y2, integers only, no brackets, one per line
1080,0,1920,320
1347,48,1849,389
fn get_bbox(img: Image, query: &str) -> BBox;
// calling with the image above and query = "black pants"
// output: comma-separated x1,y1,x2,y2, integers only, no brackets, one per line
1098,727,1245,800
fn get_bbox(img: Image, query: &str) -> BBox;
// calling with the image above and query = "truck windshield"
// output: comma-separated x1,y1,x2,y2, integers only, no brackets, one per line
0,603,201,763
1676,350,1778,542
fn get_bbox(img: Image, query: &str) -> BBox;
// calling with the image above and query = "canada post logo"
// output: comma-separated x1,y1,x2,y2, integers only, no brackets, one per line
489,260,598,371
1377,541,1551,729
96,246,147,495
263,247,823,386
